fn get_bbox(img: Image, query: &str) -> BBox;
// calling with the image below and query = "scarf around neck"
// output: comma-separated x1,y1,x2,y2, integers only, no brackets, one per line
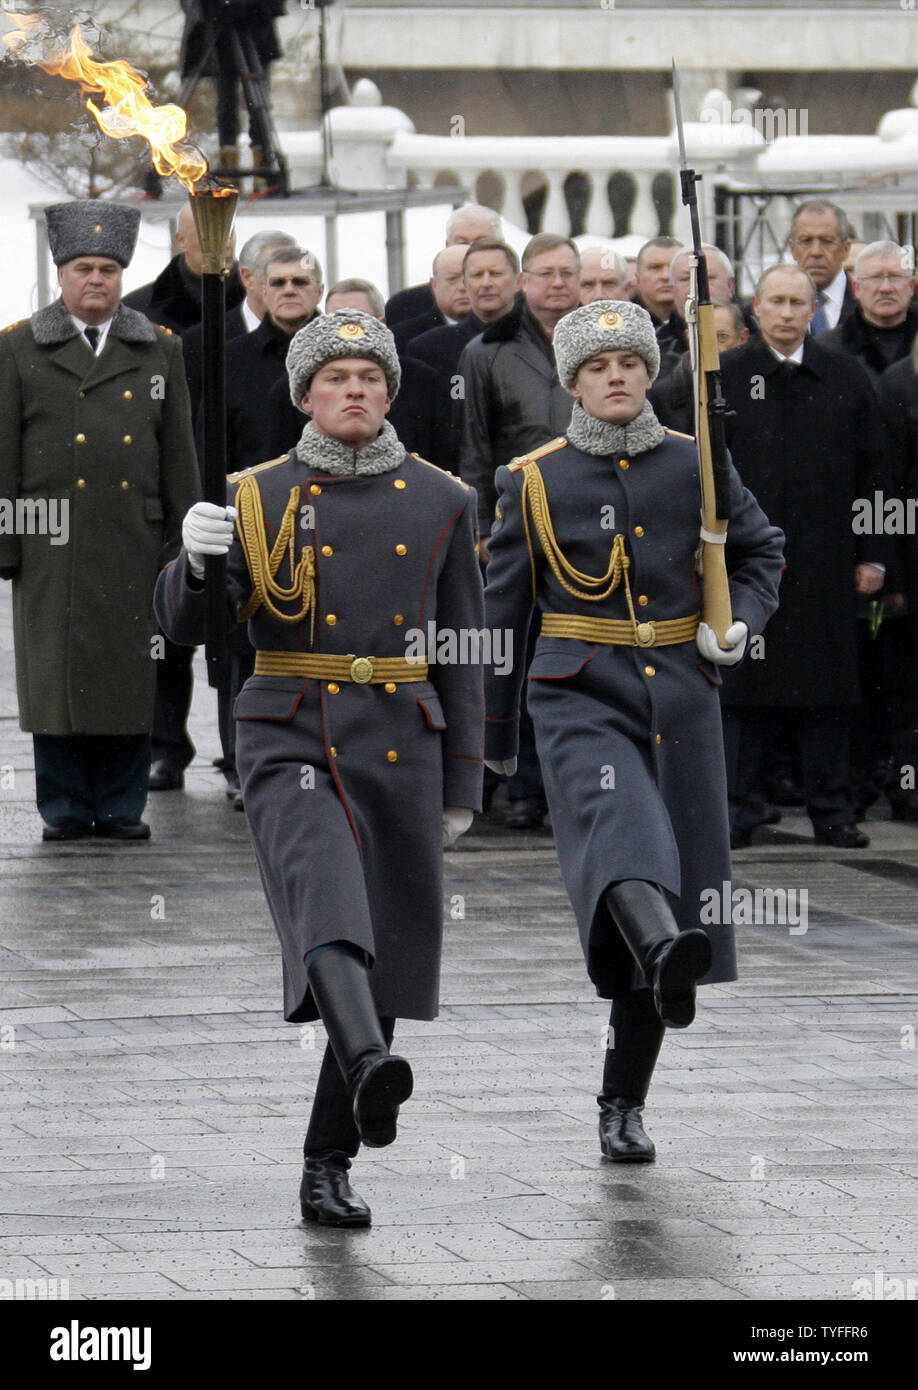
565,398,666,458
294,420,404,477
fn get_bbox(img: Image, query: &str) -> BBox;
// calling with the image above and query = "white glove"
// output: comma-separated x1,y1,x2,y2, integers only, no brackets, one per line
696,620,748,666
443,807,474,848
182,502,237,580
485,758,517,777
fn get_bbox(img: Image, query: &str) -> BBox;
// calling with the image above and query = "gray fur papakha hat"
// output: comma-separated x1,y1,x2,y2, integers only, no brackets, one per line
287,308,401,411
553,299,661,387
45,200,141,267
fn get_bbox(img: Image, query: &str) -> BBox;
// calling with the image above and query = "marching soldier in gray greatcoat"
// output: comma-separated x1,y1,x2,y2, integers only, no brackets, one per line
155,310,484,1227
484,302,784,1163
0,201,199,841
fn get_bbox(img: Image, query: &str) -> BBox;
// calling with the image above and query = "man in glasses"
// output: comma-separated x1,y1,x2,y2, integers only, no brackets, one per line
457,232,580,829
788,200,857,335
822,241,918,384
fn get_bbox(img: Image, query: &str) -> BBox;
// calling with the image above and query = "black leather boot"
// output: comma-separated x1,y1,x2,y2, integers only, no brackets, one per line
299,1151,371,1227
307,945,413,1148
599,1100,656,1162
598,987,664,1161
603,880,712,1028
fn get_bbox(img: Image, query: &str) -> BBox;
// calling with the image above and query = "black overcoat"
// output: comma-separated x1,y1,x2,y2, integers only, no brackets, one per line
155,447,484,1022
719,336,889,708
484,430,784,999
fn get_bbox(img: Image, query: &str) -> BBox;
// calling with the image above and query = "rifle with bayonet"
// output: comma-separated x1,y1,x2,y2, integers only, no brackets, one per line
672,60,734,648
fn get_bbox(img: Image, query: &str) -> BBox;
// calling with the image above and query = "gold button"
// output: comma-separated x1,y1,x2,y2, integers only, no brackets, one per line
326,614,337,626
75,433,86,444
384,682,396,693
386,750,398,763
644,665,656,677
330,746,338,757
618,459,629,470
120,480,129,490
310,484,322,495
394,479,406,489
395,544,407,556
634,526,644,537
638,595,649,607
78,391,85,399
321,545,333,557
327,682,339,694
76,478,86,488
393,614,404,626
122,390,132,400
122,434,132,445
655,733,662,744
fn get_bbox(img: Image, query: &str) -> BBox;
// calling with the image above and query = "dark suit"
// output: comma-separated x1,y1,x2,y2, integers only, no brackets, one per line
821,304,918,386
719,335,890,832
181,303,248,420
393,305,445,355
386,283,435,329
405,313,485,473
123,254,245,334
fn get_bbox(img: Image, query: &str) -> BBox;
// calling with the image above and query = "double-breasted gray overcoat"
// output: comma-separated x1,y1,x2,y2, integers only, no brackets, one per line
155,447,485,1022
0,299,200,735
484,429,784,998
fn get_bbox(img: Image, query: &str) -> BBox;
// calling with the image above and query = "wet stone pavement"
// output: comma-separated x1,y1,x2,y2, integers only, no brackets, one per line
0,586,917,1302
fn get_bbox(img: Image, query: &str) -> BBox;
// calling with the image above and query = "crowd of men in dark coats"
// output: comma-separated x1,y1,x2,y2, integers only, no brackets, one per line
28,191,918,851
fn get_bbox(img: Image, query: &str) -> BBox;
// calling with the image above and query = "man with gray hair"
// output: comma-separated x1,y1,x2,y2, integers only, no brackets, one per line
393,245,472,353
821,240,918,382
788,199,857,334
579,246,629,304
386,202,502,328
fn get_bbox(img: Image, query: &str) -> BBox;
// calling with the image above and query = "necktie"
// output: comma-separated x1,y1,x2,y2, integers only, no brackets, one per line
84,326,100,353
810,291,828,336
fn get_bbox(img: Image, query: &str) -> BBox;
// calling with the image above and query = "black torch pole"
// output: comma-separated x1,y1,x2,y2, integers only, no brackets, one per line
189,187,238,687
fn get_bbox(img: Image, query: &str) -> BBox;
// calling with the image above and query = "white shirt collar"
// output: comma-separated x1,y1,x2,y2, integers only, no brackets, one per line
241,298,261,333
70,314,113,355
820,267,848,328
767,341,805,365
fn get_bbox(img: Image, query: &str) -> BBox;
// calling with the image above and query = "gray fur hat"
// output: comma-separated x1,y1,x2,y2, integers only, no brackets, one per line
554,299,661,386
45,200,141,268
287,308,401,411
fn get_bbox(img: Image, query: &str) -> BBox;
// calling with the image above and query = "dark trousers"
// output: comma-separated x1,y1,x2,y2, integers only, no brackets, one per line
304,1017,396,1159
216,65,271,150
34,733,150,827
151,635,195,770
723,705,855,833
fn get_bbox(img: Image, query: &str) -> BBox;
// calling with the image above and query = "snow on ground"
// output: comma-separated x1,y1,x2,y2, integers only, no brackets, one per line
0,149,534,325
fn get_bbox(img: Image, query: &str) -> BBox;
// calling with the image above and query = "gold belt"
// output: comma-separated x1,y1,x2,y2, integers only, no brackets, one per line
254,651,428,683
541,613,700,648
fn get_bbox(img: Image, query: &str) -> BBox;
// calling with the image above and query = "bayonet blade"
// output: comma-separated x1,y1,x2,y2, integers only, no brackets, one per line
672,59,688,169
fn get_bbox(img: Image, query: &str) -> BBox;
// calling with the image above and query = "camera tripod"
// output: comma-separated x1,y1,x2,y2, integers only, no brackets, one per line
145,6,289,198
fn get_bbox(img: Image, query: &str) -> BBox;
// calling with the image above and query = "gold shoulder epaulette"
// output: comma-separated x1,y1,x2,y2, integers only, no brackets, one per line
228,455,288,485
664,427,695,441
155,324,175,336
2,319,28,334
409,453,470,490
507,436,568,472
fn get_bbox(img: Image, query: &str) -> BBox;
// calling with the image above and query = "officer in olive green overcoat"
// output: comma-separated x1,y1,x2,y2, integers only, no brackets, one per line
0,201,200,840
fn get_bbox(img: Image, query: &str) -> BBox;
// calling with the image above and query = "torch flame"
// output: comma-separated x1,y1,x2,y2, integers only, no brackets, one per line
2,14,208,190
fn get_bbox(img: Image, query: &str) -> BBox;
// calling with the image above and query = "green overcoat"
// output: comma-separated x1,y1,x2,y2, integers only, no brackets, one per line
0,298,200,734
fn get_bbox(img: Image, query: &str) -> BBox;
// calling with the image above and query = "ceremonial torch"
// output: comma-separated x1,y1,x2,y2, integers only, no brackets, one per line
189,183,238,683
672,61,734,647
1,12,240,680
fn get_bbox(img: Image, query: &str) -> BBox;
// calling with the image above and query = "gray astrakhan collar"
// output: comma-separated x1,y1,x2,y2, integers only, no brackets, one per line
31,298,157,346
565,398,666,458
294,420,404,477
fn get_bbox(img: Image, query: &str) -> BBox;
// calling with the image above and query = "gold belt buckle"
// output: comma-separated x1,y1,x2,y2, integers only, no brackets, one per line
635,622,656,647
350,655,374,684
